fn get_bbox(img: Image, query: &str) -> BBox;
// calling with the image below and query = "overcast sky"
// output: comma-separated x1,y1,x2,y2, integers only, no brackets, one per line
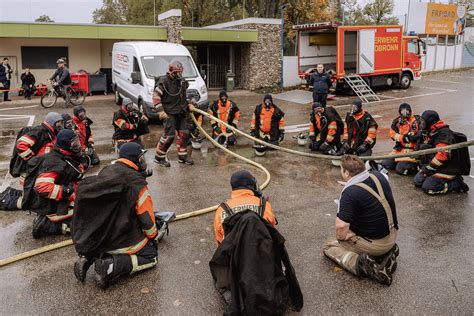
0,0,453,24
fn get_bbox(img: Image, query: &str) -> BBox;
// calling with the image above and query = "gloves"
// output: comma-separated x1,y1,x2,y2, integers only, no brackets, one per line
158,111,168,120
62,185,74,200
141,169,153,178
422,164,437,176
278,132,285,142
212,125,220,134
403,132,422,143
250,130,256,137
342,141,351,151
226,128,233,134
319,142,329,153
355,142,370,155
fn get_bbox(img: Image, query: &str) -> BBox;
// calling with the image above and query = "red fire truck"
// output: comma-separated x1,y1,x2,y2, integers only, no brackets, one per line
293,23,426,91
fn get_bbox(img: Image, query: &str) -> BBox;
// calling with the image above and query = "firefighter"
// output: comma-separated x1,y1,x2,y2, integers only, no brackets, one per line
73,105,99,165
153,61,194,167
323,155,399,285
210,90,240,147
72,142,158,289
112,98,149,150
62,113,74,130
414,110,470,195
308,63,332,107
250,94,285,156
25,129,84,239
214,170,276,245
309,102,344,154
338,100,378,157
382,103,421,175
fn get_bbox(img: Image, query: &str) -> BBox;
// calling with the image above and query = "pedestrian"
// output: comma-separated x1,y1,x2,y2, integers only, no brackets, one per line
382,103,421,175
23,129,84,239
153,61,194,167
112,98,149,150
323,155,399,285
308,63,332,107
21,68,36,100
414,110,470,194
0,57,13,101
250,94,285,156
309,102,344,154
72,105,99,165
210,170,303,314
72,142,158,289
338,100,378,156
49,58,72,107
210,90,240,147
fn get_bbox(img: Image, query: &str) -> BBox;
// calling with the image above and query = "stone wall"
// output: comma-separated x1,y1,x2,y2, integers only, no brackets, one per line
232,23,282,90
158,11,182,44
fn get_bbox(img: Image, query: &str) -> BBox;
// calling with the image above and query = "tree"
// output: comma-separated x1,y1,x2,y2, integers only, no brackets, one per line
35,15,54,22
362,0,399,25
92,0,127,24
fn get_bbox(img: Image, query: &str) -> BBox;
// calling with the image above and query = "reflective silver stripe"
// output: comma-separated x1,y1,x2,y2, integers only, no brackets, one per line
130,255,157,275
137,190,150,207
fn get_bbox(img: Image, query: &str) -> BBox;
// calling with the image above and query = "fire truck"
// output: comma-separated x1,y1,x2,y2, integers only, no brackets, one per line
293,23,426,93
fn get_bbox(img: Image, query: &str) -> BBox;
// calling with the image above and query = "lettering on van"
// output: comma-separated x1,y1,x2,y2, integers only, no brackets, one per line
375,36,399,52
115,53,129,71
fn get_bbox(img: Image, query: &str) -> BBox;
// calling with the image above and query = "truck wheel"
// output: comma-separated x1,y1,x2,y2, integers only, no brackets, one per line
399,73,411,89
114,89,123,105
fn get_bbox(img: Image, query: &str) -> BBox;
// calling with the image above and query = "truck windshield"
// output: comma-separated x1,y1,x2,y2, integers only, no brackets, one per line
407,40,419,54
141,56,198,79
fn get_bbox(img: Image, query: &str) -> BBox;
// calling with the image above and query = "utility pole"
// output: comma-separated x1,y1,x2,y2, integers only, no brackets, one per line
280,4,289,88
153,0,156,26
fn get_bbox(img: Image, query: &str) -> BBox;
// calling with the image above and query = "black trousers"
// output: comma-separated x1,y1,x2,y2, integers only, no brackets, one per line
2,80,10,100
22,84,36,98
156,113,190,157
313,92,328,107
107,241,158,279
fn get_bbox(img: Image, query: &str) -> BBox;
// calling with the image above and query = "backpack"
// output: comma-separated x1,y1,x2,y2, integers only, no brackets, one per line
21,155,47,210
9,126,32,177
452,131,471,176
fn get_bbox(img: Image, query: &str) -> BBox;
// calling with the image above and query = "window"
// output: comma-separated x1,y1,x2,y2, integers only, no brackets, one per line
141,56,198,79
21,46,68,69
407,40,419,54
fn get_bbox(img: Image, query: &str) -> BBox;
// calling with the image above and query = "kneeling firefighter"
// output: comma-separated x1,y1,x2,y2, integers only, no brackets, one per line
72,142,174,289
309,102,344,154
382,103,421,175
112,98,150,150
338,100,378,156
73,105,100,165
250,94,285,156
22,129,84,239
210,90,240,147
210,170,303,314
414,110,470,195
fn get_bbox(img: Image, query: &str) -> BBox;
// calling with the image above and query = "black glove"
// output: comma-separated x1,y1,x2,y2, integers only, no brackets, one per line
355,142,370,155
319,142,329,153
250,130,256,137
62,185,74,200
422,164,437,176
278,132,285,142
342,141,351,151
404,132,422,143
212,125,220,134
226,128,233,133
141,169,153,178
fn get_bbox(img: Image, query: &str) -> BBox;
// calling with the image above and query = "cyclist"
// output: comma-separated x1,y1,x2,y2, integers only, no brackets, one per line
49,59,72,108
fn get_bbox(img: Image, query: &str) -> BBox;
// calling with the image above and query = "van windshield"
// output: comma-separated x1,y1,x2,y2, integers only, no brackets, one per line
141,56,198,79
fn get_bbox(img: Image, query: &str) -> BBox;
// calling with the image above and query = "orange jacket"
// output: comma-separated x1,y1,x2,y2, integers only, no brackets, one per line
213,189,276,245
343,110,377,146
210,100,240,133
309,114,338,143
389,115,421,161
250,105,285,135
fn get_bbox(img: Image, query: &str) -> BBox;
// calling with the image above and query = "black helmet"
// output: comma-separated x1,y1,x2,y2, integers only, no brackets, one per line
230,170,258,194
219,90,228,99
351,99,363,114
399,103,412,117
421,110,440,130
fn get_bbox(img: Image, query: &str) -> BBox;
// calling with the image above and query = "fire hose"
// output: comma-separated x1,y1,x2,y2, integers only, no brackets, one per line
0,108,472,267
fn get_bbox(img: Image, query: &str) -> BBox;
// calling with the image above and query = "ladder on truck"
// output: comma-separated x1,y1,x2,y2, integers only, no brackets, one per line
343,75,380,103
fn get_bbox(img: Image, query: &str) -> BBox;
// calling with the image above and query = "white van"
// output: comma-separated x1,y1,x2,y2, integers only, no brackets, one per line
112,41,209,120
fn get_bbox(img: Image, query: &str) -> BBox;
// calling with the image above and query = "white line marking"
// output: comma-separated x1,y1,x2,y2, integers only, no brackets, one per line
377,94,397,99
424,79,465,84
0,114,35,126
0,104,39,111
448,75,474,79
372,115,383,118
415,86,457,92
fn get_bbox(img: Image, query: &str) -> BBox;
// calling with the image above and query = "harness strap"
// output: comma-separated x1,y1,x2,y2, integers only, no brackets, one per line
355,174,395,230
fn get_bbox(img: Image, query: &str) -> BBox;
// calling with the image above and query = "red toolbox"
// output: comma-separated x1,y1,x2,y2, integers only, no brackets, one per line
70,73,89,94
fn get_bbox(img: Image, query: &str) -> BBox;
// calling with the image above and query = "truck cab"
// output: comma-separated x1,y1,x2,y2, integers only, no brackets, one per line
401,36,426,88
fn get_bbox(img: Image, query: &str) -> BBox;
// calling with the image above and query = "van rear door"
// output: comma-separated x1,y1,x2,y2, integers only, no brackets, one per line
358,29,375,74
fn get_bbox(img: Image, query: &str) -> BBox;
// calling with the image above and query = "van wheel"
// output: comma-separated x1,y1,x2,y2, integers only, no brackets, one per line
114,89,123,105
399,73,411,89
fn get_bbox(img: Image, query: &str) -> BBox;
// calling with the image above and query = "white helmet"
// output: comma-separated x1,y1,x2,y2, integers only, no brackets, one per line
296,133,308,146
254,144,267,157
191,138,203,149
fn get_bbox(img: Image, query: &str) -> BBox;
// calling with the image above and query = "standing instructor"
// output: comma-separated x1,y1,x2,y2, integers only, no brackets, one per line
309,63,332,107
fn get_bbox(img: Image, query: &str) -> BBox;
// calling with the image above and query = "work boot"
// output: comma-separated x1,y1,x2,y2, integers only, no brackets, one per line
94,257,115,289
455,176,469,193
74,256,93,282
356,253,393,286
154,155,170,167
178,155,194,165
376,244,399,275
32,215,62,239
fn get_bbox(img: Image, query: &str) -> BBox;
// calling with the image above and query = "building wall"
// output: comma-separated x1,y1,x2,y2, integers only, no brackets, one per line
283,56,305,87
0,38,101,88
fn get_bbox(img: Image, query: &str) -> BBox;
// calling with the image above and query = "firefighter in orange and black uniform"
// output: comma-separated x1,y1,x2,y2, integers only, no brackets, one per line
213,170,276,245
112,98,149,150
309,102,344,154
414,110,469,195
337,100,378,157
382,103,421,175
73,105,100,165
210,90,240,146
72,142,158,289
23,129,84,239
250,94,285,155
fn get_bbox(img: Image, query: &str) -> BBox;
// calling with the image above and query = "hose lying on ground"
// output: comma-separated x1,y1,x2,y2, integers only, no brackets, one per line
1,108,473,267
0,113,271,267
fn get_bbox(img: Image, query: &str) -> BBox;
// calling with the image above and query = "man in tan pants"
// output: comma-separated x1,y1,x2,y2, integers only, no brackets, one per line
323,155,399,285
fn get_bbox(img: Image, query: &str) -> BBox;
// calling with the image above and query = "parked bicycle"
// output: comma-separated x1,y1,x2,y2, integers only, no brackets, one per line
40,80,86,108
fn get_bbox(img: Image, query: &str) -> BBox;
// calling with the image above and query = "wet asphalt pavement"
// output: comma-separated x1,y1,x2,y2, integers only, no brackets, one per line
0,70,473,314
